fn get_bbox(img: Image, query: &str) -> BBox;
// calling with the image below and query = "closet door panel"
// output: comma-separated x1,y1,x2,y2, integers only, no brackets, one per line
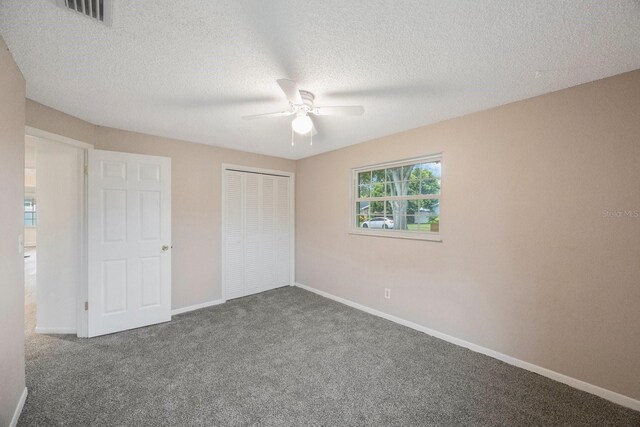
275,176,291,286
244,173,261,293
224,171,244,299
261,176,276,291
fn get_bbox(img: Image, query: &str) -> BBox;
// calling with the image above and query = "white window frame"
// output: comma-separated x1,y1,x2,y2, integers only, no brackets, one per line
350,154,443,242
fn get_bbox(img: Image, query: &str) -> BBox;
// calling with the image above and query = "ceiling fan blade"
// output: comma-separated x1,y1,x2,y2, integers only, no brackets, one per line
312,106,365,116
241,111,293,120
277,79,303,105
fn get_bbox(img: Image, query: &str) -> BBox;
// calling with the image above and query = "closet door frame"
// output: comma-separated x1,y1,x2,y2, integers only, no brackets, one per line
221,164,295,301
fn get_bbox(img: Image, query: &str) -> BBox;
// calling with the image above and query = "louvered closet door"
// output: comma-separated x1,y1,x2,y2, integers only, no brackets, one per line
244,173,261,295
260,175,276,292
223,171,244,299
223,169,292,300
274,176,291,287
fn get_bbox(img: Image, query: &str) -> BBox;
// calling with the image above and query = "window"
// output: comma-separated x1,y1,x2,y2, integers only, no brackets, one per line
352,154,441,240
24,196,37,227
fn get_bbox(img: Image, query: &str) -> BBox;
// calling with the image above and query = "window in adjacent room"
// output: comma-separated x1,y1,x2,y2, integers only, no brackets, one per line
24,196,37,227
352,154,441,241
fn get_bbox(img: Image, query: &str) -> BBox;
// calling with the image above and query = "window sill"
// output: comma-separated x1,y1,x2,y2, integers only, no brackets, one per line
349,229,442,242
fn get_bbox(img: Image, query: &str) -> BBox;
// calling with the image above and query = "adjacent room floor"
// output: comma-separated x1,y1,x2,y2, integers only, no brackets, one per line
24,247,36,306
20,287,640,426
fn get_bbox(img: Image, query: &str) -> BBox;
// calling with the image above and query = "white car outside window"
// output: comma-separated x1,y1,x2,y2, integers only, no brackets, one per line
362,217,394,229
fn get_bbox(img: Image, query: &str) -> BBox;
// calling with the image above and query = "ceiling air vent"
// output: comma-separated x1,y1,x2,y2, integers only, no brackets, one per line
55,0,112,26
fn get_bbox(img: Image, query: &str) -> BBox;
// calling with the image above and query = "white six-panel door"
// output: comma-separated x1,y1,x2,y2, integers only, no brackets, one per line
223,168,292,300
88,149,171,337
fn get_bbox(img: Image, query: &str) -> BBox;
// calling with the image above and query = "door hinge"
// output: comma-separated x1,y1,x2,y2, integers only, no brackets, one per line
84,165,88,175
84,301,89,311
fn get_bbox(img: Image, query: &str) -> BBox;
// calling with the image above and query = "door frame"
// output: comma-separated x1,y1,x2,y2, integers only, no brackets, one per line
26,126,91,338
221,164,295,301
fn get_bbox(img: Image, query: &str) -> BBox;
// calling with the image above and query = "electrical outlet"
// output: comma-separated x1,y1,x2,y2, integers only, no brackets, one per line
384,288,391,299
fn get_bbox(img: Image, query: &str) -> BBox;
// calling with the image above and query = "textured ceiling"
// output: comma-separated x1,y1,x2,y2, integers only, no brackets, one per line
1,1,639,159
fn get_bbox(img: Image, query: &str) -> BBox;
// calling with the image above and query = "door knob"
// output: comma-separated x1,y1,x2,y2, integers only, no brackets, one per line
162,245,169,251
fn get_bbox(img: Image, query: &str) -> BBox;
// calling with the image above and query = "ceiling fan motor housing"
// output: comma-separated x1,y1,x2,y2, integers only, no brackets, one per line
298,90,315,109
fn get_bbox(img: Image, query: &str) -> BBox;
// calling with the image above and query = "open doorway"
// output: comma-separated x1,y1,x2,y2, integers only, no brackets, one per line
24,138,37,331
24,131,88,337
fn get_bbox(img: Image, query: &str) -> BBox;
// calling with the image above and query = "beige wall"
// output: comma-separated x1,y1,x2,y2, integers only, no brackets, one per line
296,70,640,401
0,36,26,425
26,100,95,144
93,127,296,310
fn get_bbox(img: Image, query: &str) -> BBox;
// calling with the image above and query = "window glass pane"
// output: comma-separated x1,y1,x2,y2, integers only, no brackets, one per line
424,161,441,179
415,207,430,224
416,216,439,232
371,182,385,197
370,201,385,215
399,181,410,196
358,185,371,198
387,200,409,230
385,182,393,196
358,215,370,228
356,201,369,216
371,169,386,183
386,167,402,184
420,176,441,195
407,200,422,215
406,215,416,231
383,201,393,216
390,199,409,215
422,198,440,216
428,216,440,232
358,171,371,185
387,181,410,196
402,165,415,179
407,179,420,196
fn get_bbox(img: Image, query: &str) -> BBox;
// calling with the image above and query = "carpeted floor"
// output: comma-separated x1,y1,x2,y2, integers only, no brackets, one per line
19,286,640,426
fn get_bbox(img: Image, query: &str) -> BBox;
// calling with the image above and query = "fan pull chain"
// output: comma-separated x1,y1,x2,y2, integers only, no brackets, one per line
310,129,313,146
291,126,294,147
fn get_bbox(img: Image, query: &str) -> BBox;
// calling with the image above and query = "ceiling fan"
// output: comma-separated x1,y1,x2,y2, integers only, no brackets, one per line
242,79,365,143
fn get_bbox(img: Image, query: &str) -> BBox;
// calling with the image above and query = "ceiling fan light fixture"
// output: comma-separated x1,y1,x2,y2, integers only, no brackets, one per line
291,114,313,134
241,79,364,143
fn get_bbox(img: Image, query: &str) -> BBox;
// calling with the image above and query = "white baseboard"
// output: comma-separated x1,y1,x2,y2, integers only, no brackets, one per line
10,387,27,427
294,282,640,412
35,326,76,334
171,299,226,316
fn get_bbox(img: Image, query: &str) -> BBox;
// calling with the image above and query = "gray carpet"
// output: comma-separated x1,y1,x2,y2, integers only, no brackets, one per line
19,286,640,426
